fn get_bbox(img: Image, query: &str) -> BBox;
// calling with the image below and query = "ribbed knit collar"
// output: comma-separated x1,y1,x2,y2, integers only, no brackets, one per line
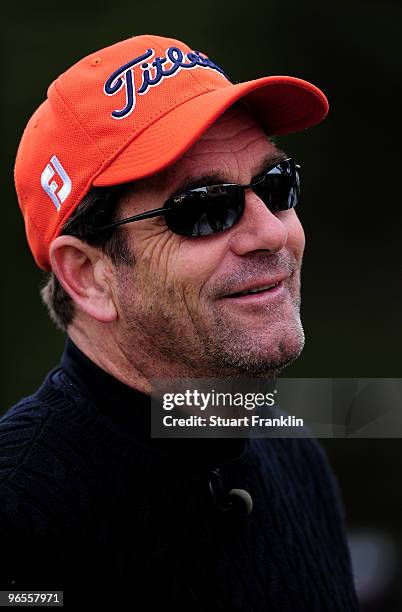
60,335,249,468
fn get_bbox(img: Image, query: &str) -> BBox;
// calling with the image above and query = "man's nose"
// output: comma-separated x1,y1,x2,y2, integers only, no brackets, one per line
228,190,289,255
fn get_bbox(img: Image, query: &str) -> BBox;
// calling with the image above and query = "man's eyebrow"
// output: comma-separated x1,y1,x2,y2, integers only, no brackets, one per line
252,151,289,179
172,151,289,195
171,172,227,195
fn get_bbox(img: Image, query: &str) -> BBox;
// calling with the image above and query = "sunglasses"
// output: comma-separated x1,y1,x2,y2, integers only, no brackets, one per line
92,158,300,238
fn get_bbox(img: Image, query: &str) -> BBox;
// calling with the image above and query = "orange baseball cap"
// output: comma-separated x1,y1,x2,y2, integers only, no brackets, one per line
14,34,329,271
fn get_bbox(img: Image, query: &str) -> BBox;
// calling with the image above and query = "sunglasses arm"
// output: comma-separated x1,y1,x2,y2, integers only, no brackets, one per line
91,206,171,233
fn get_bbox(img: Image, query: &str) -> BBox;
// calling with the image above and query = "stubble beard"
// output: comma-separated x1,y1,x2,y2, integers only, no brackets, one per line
203,309,305,377
116,266,305,380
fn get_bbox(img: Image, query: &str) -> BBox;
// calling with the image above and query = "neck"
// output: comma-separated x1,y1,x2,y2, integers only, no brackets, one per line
67,321,154,395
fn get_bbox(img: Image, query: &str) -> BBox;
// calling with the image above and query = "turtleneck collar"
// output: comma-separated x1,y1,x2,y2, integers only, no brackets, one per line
60,335,249,468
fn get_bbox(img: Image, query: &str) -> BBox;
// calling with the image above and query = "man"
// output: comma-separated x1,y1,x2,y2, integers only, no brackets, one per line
1,34,359,609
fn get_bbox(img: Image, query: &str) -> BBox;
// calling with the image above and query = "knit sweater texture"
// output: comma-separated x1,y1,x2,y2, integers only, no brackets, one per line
0,337,359,610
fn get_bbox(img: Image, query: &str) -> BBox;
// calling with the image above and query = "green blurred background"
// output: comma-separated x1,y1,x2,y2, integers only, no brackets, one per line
2,0,402,607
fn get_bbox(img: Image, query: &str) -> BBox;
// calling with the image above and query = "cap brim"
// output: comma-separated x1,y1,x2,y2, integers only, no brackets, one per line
93,75,328,187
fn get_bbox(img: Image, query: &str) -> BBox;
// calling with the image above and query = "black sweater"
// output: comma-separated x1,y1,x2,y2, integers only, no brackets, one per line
0,337,359,610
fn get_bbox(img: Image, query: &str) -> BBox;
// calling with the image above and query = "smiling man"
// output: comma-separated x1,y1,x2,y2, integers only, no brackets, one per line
52,107,304,387
1,35,358,609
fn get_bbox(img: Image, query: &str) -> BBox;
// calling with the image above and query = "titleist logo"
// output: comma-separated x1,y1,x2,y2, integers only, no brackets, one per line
104,46,228,120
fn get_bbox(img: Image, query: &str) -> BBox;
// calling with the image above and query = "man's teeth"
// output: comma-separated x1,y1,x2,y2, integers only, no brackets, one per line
235,283,278,296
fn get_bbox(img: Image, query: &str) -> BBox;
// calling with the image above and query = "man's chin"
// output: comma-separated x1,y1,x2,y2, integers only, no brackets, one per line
220,349,303,377
206,333,305,378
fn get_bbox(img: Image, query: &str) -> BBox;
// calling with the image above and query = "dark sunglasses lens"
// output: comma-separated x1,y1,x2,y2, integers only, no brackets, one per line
165,186,244,237
253,161,300,211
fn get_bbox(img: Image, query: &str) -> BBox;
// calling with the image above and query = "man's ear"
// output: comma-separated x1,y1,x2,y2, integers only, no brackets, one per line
49,235,118,323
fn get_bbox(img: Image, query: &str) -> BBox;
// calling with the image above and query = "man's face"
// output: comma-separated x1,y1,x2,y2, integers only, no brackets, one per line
110,104,305,378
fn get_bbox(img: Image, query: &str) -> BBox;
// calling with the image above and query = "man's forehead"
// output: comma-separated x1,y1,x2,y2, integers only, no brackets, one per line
170,106,278,180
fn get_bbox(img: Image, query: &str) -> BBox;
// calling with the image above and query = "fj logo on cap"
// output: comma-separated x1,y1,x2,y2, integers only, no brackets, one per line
40,155,72,211
104,46,228,120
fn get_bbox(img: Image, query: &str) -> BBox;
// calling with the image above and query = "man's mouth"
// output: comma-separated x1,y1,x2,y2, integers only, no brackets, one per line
227,281,281,298
221,273,289,299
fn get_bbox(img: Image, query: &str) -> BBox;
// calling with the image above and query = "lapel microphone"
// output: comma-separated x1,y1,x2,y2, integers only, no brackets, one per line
208,468,253,516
